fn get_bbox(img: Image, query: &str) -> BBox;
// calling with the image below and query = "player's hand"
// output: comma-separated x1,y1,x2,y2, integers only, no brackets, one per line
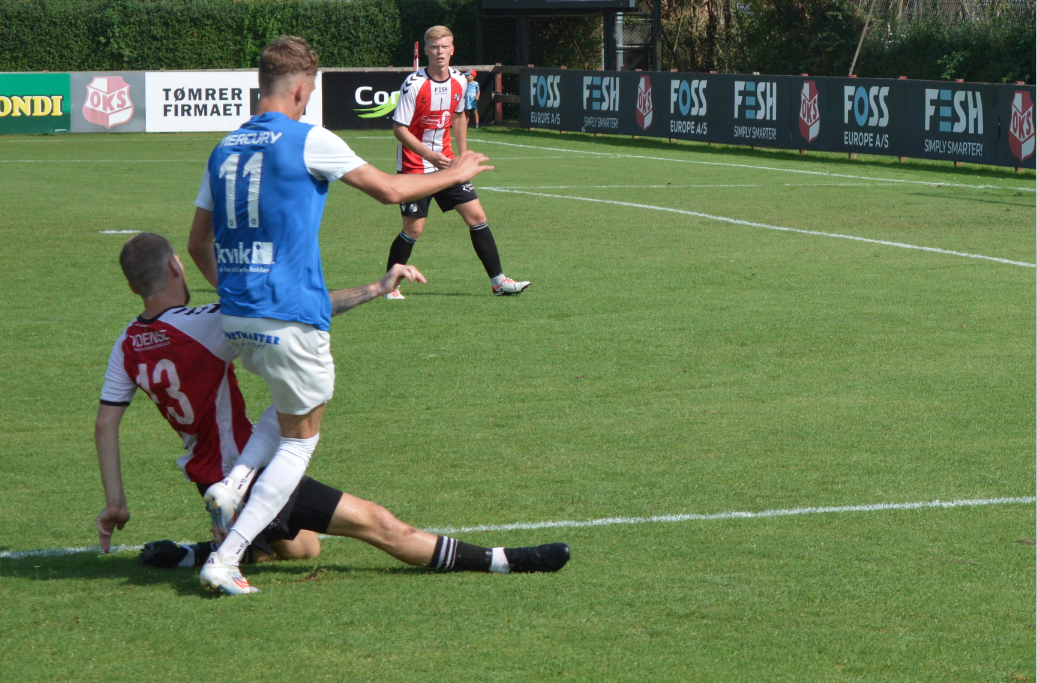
96,505,130,553
428,152,452,170
449,150,494,182
378,264,427,296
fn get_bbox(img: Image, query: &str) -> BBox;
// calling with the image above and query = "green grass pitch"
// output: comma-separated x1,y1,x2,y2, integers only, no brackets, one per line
0,128,1033,682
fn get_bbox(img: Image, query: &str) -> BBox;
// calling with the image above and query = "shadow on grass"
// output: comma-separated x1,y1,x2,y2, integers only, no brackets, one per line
0,553,435,598
476,128,1034,183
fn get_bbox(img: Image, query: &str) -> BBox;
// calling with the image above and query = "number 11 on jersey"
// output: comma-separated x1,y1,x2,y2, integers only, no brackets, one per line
218,152,264,229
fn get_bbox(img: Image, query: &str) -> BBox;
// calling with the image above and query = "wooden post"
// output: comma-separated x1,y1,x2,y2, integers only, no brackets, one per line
494,64,503,124
849,153,857,159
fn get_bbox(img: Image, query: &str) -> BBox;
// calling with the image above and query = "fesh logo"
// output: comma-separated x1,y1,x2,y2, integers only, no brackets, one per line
734,81,776,120
798,81,820,142
83,76,134,129
582,76,619,111
924,88,983,133
635,76,653,130
1009,91,1035,161
530,75,561,108
843,85,889,127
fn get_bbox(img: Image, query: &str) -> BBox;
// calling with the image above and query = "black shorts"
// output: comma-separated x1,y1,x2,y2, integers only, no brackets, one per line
399,181,477,219
196,476,342,554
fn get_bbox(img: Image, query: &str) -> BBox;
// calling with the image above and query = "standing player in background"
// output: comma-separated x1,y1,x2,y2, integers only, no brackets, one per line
464,70,480,129
187,36,494,595
383,26,529,300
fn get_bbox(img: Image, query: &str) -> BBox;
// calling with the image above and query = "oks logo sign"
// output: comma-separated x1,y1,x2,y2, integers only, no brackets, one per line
1009,91,1034,162
798,81,820,143
83,76,134,129
635,75,653,130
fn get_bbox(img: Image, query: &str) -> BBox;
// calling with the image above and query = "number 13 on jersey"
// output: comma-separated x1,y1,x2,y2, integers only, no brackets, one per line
219,152,264,229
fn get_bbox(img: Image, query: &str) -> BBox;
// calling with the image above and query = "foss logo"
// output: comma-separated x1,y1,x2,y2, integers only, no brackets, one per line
669,79,708,116
924,88,983,134
734,81,776,121
530,75,561,108
843,85,889,127
582,76,619,111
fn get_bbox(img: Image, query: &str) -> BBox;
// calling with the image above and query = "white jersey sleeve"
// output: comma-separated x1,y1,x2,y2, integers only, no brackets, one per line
392,72,422,127
99,330,137,406
303,127,368,182
161,304,239,362
194,166,214,211
452,71,467,114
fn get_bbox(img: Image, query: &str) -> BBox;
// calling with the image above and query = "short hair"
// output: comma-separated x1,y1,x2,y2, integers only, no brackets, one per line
120,233,175,298
424,25,453,44
259,36,319,95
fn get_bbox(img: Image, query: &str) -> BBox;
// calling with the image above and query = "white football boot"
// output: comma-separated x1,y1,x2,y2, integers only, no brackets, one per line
203,481,244,544
384,288,406,300
492,277,530,296
199,553,259,595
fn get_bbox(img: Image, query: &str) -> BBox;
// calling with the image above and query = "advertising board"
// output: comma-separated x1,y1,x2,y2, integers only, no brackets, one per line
70,73,146,133
901,80,1000,165
144,71,322,132
0,73,70,135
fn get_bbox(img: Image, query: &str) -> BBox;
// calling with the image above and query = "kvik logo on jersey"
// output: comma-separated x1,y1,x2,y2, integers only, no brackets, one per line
1009,91,1035,161
924,88,983,133
635,76,653,131
734,81,776,120
582,76,619,111
215,241,274,266
83,76,134,129
798,81,820,143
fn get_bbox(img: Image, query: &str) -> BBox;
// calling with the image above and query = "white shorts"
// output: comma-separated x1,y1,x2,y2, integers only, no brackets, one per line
221,315,335,416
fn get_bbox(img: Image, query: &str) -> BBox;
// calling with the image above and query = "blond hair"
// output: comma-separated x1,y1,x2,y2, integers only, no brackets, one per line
424,25,453,44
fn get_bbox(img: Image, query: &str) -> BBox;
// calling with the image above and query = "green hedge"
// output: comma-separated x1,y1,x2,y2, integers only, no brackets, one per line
0,0,400,71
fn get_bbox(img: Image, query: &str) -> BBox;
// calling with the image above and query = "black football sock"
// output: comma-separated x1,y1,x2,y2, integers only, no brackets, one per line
431,536,493,572
468,223,503,279
386,231,417,271
185,541,217,566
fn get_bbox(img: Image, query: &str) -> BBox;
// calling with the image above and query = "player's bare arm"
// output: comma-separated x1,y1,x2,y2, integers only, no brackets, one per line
329,264,427,316
394,123,451,170
95,404,130,552
452,109,468,157
339,150,492,204
187,208,217,288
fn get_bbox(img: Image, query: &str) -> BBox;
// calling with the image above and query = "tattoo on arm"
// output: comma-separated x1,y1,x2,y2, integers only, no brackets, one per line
329,284,379,317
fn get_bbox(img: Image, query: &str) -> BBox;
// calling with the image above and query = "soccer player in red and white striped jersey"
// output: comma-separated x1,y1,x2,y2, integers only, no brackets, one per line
383,25,530,300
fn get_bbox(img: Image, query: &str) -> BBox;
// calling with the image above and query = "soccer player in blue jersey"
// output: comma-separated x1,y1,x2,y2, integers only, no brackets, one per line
187,36,494,595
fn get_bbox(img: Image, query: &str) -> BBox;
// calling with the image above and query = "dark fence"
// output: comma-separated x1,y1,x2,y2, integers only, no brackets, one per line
521,68,1035,168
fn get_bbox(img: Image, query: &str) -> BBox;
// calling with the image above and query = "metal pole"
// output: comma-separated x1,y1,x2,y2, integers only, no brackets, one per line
603,12,617,70
475,1,484,65
516,14,529,67
652,0,662,71
848,0,877,76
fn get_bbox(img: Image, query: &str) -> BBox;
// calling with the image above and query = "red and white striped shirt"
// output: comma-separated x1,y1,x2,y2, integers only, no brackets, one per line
99,304,253,484
393,68,467,174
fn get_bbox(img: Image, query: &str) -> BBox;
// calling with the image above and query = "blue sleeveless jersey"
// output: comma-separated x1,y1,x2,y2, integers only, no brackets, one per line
206,112,332,331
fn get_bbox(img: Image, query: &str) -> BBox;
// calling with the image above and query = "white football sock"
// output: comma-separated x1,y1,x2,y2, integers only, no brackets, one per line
489,547,510,574
222,405,280,497
216,434,319,566
490,274,506,288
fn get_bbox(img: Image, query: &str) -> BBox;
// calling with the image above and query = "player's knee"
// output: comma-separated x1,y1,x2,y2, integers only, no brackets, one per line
467,209,487,226
403,222,424,239
366,504,414,544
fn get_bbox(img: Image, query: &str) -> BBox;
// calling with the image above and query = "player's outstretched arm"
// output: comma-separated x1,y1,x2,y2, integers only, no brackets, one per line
329,264,427,316
340,150,492,205
95,404,130,552
187,208,218,288
394,122,451,170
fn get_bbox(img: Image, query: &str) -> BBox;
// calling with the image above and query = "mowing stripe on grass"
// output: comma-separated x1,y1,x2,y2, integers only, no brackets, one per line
427,497,1037,535
3,497,1032,560
483,187,1037,269
470,138,1036,192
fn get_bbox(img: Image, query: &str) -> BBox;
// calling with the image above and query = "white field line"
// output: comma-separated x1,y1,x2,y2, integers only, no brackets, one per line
482,187,1037,269
489,182,892,189
469,138,1036,192
99,230,141,235
0,159,205,163
427,496,1037,535
2,496,1032,560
